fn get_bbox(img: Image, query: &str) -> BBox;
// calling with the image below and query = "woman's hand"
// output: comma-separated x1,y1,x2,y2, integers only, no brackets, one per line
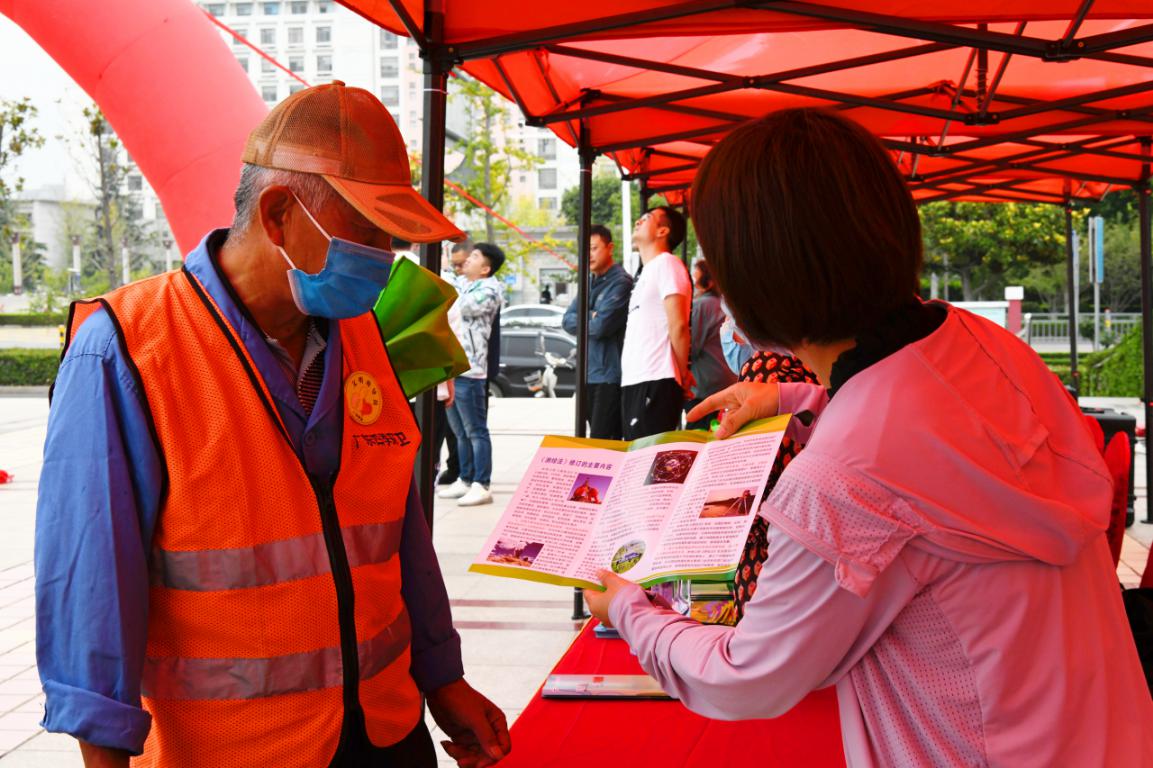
685,381,780,439
583,570,637,628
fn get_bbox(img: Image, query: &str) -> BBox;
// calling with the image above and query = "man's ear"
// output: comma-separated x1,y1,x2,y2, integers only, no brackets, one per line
257,185,295,248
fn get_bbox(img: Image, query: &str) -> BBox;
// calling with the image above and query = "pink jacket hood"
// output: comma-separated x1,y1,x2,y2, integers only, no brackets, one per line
782,307,1112,588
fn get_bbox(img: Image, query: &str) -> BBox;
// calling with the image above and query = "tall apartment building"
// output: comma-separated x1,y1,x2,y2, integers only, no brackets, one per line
202,1,424,159
201,0,581,222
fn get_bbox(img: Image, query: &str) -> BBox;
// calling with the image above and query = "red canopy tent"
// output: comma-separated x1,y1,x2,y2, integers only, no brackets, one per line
338,0,1153,541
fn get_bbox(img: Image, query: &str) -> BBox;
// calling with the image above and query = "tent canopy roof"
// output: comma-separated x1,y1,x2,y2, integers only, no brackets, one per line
342,1,1153,202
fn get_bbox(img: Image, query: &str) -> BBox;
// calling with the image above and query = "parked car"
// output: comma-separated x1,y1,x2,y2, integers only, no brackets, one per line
490,328,577,397
500,303,566,329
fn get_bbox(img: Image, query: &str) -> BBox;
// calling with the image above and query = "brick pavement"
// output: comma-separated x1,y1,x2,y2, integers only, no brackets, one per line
1,392,1150,764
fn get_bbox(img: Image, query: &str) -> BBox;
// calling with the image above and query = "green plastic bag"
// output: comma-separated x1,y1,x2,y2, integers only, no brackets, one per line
373,257,469,398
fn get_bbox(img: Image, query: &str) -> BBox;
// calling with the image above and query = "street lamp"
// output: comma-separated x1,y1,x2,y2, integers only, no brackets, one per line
120,237,130,287
70,235,82,295
10,232,22,296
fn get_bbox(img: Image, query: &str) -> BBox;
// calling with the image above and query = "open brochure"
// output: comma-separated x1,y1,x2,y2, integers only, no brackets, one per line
469,416,790,590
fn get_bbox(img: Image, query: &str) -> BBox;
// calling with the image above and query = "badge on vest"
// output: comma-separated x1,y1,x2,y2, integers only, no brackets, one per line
345,371,383,426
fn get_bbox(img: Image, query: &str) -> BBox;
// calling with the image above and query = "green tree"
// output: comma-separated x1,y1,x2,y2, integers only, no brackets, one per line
83,106,155,289
446,76,539,242
0,97,46,293
919,201,1073,302
560,173,637,235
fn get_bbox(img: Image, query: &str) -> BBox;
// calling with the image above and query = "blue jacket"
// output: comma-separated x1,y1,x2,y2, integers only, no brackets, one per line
563,263,633,385
35,231,463,753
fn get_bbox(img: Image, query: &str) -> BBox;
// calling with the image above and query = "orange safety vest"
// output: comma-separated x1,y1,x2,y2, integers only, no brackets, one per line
67,268,422,767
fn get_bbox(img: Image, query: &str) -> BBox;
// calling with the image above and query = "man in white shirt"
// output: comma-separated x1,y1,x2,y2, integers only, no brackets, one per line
620,206,693,439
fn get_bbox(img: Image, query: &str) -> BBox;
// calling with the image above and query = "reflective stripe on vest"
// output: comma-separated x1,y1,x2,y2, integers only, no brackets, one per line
69,267,423,767
142,608,411,700
150,521,404,591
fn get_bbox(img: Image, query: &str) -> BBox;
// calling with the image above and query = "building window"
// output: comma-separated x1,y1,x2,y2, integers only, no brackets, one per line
539,197,557,210
287,26,303,44
232,29,247,44
538,138,556,159
290,0,307,12
316,26,331,43
236,56,249,72
538,168,557,190
317,54,332,74
317,0,332,12
288,55,304,73
262,84,278,101
380,30,398,48
259,27,275,45
234,2,253,15
380,58,398,78
261,58,275,73
289,83,304,94
380,85,399,106
127,175,143,192
205,3,225,16
261,1,279,14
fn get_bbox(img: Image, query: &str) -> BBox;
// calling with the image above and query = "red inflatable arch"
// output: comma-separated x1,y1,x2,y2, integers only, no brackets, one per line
0,0,267,253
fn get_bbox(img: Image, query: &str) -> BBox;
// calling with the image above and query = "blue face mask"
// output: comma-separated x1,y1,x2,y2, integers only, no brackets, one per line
277,195,394,319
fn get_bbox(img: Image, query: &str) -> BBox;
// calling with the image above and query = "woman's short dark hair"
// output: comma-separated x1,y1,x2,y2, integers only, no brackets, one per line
473,242,505,276
691,108,922,348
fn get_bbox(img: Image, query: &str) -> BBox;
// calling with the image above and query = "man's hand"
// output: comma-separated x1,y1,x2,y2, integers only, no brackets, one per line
443,378,455,409
583,569,637,628
427,679,510,768
685,381,780,439
681,370,697,401
79,741,130,768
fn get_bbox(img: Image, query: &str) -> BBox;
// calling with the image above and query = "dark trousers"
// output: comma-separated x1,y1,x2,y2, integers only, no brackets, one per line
621,378,683,440
332,711,437,767
586,382,623,440
433,399,460,484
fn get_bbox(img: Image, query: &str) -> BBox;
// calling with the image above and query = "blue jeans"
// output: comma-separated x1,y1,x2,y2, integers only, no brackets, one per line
446,377,491,487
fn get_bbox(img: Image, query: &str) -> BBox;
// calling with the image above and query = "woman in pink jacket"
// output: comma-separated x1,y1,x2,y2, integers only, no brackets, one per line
585,109,1153,766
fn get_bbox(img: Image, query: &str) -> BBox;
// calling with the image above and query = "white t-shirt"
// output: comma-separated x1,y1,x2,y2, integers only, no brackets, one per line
620,252,692,387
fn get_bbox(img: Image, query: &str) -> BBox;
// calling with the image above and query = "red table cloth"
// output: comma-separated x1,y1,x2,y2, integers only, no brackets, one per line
500,621,846,767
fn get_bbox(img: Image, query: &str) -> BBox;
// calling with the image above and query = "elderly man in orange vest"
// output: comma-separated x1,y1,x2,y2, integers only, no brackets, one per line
35,83,510,768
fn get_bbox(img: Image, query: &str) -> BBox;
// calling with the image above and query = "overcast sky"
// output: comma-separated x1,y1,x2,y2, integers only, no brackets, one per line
0,16,97,201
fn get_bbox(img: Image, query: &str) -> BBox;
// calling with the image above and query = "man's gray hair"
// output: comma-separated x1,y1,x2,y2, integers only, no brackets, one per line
231,163,339,233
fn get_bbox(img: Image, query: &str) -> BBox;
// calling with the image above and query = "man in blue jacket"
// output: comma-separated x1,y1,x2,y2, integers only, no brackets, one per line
564,225,633,439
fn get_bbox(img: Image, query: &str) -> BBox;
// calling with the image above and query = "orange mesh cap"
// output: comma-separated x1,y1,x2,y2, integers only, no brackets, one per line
243,81,464,243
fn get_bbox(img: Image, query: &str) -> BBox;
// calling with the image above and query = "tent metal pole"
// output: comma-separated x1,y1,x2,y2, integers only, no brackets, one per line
417,5,450,532
572,123,595,621
1138,137,1153,522
1065,201,1080,398
681,204,690,266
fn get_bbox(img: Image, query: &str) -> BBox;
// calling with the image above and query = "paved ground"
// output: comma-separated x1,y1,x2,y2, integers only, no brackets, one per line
0,393,584,765
0,392,1149,765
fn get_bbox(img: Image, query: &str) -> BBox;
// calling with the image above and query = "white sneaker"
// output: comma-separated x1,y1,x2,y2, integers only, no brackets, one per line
457,482,493,507
437,479,470,499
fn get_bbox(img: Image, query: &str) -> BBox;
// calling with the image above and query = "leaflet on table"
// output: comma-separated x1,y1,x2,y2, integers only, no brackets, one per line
469,415,790,589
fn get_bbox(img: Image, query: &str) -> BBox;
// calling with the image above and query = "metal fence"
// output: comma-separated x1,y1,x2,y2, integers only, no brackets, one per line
1021,312,1141,350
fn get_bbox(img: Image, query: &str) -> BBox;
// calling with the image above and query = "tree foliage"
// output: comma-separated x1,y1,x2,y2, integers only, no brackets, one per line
82,106,156,291
445,76,539,242
0,97,46,293
919,201,1073,302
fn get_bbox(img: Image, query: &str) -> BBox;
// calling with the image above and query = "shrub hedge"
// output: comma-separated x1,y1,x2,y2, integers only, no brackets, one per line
0,348,60,386
1081,325,1144,397
0,313,66,327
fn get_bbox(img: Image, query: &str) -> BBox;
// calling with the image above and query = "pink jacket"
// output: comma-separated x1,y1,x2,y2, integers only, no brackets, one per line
610,306,1153,766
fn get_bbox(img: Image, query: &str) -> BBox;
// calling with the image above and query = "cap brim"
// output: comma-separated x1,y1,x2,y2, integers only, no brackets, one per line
323,175,466,244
